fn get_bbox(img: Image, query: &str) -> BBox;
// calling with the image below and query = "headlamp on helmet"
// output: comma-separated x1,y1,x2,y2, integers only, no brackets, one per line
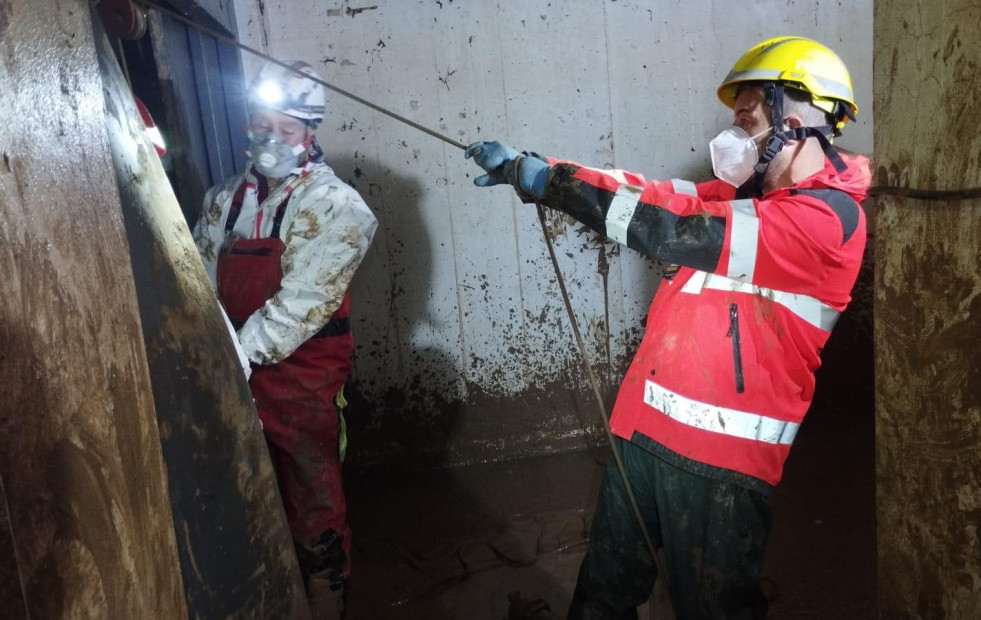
248,60,326,128
255,81,285,107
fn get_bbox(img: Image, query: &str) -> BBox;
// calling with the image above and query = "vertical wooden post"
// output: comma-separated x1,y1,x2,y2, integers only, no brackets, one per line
0,0,186,618
874,1,981,616
94,12,309,619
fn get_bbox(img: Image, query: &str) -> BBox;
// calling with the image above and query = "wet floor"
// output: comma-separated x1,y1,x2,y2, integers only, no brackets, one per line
345,398,875,619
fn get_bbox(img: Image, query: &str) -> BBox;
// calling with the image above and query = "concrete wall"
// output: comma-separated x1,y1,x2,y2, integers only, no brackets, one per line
232,0,874,467
874,1,981,616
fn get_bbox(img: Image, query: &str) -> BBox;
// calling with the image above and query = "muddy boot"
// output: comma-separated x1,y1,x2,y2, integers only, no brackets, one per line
306,573,345,620
507,591,561,620
296,531,349,619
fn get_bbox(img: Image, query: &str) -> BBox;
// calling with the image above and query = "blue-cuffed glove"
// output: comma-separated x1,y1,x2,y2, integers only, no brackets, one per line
465,140,517,186
465,140,550,200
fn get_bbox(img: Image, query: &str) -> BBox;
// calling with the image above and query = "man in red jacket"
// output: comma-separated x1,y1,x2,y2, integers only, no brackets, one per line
466,36,869,619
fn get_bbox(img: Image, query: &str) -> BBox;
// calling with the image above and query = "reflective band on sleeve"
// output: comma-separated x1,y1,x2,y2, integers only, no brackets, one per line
671,179,698,196
727,199,759,281
605,185,642,246
583,166,636,185
680,271,840,332
680,269,708,294
644,380,800,445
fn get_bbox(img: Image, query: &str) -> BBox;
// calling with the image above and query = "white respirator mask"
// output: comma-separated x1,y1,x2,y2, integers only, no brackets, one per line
248,133,307,179
708,126,773,187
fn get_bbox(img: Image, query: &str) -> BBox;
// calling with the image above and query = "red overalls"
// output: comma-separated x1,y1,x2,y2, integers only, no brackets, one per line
216,174,353,581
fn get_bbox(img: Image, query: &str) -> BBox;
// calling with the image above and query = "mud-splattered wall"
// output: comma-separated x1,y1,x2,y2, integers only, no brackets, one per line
874,1,981,616
232,0,874,467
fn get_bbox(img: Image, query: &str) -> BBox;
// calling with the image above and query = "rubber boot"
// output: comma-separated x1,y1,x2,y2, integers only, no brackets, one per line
306,573,344,620
295,531,348,620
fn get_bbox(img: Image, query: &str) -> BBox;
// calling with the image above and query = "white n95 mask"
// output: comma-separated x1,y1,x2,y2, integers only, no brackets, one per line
708,126,772,187
248,133,306,179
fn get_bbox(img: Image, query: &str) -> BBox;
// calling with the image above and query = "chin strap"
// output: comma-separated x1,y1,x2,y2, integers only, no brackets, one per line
755,125,847,175
752,83,848,183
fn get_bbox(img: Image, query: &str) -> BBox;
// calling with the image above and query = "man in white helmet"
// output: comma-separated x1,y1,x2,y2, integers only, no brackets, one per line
193,60,377,618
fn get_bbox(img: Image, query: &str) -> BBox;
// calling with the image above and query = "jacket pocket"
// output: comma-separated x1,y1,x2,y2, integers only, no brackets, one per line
727,303,746,394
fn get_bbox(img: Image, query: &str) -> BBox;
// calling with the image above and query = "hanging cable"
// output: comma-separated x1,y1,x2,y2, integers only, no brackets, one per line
867,185,981,200
535,202,666,610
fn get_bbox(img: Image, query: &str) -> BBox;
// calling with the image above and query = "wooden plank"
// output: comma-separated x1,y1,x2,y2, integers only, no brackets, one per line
0,1,186,618
95,17,310,620
874,0,981,616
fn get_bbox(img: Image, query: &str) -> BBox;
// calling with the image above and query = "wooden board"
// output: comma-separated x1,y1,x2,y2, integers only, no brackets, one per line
95,13,310,620
0,1,186,617
874,1,981,616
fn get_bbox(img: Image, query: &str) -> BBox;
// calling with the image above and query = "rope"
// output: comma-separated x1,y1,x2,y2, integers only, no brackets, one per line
535,202,665,617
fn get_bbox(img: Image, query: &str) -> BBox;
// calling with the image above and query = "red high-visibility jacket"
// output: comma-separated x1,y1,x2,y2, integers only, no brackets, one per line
541,155,870,488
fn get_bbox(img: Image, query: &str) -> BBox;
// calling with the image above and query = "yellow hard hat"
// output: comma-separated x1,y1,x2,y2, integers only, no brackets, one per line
717,36,857,131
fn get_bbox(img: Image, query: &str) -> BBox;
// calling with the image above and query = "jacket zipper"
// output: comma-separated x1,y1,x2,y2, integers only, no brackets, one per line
727,303,745,394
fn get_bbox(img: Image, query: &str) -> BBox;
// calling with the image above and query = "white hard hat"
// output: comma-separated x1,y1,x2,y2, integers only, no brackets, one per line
248,60,325,126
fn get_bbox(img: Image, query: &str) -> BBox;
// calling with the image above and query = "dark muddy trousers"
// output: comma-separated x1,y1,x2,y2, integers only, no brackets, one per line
568,438,771,620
